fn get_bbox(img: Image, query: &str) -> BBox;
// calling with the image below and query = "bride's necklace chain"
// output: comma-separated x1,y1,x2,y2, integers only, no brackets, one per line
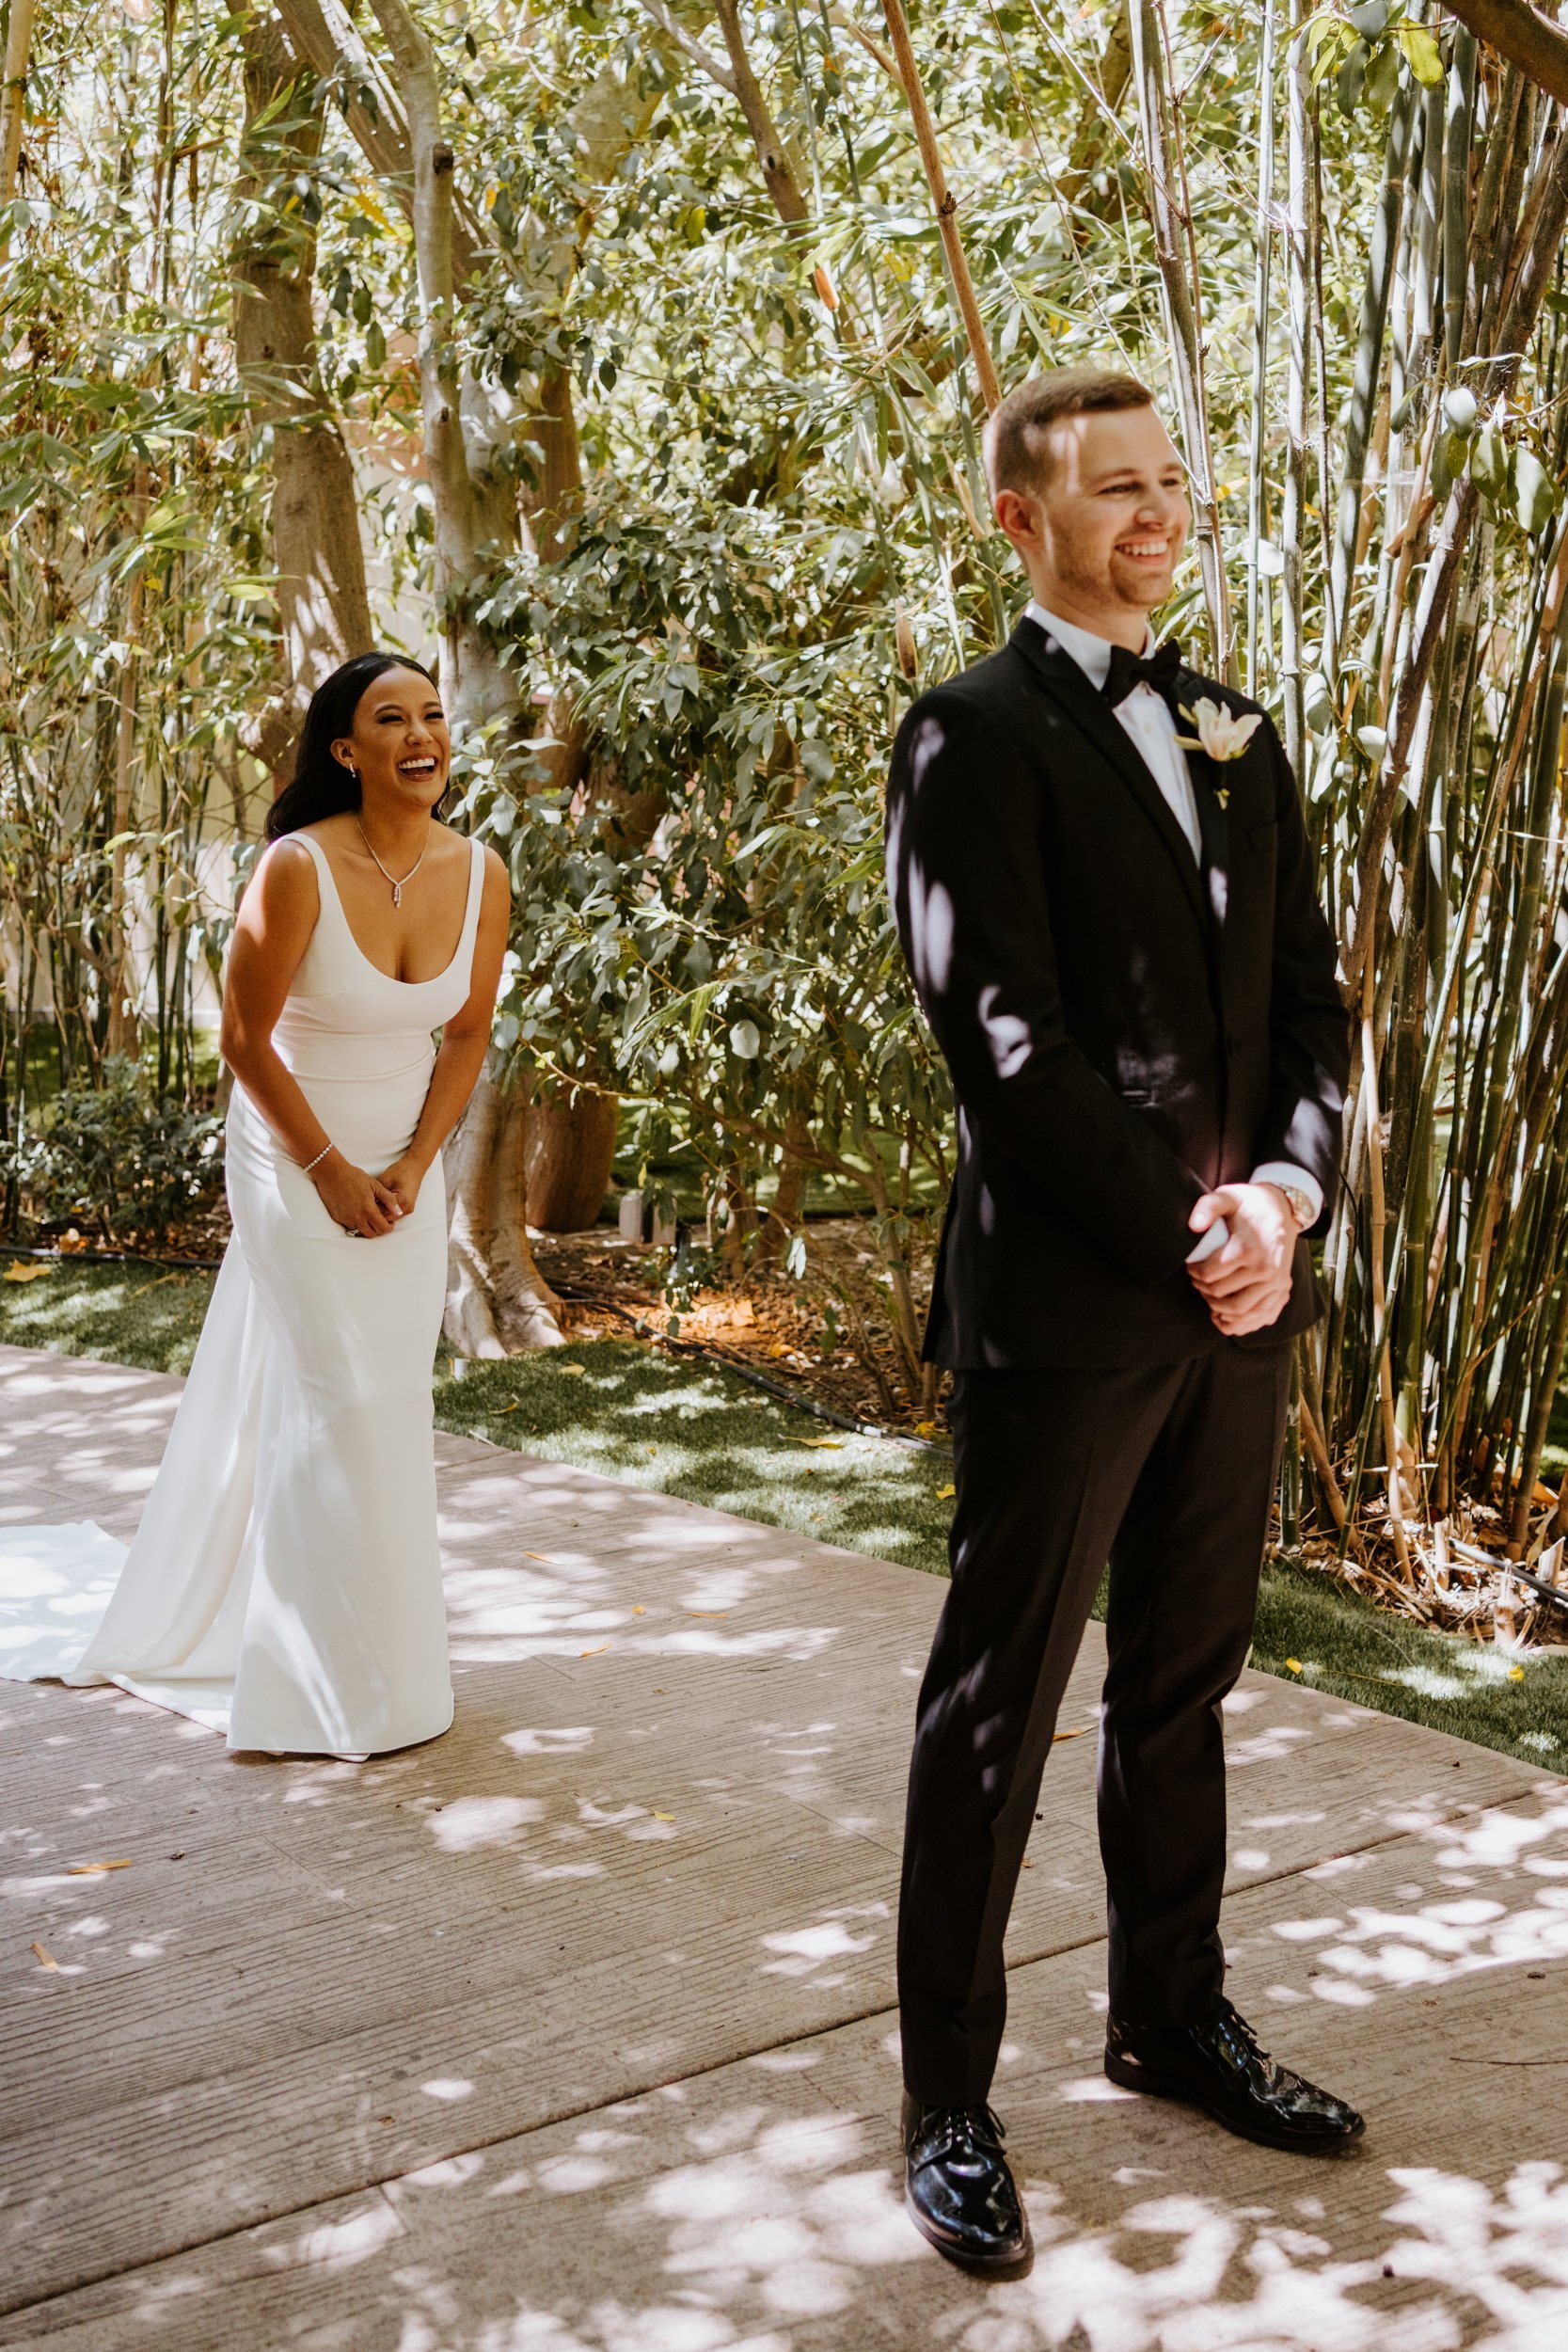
354,814,432,910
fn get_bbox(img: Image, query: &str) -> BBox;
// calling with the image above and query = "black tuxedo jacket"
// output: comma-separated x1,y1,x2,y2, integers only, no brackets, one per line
885,614,1350,1368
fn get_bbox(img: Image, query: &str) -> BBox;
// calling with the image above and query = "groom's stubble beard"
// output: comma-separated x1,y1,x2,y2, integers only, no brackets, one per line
1038,508,1181,624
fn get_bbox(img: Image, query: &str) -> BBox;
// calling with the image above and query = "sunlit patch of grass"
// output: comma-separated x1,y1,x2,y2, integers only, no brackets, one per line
431,1340,953,1568
5,1263,1567,1772
1249,1553,1568,1772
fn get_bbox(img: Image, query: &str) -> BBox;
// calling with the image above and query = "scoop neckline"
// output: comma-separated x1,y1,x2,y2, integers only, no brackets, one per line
299,830,476,989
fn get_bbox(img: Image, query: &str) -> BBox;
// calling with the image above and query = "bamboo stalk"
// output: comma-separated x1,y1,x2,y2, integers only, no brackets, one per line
878,0,1001,413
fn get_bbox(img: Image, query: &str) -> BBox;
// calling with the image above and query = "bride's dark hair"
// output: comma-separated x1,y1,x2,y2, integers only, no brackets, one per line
265,652,442,841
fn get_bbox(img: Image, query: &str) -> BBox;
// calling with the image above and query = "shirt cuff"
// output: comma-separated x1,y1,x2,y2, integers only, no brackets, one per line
1250,1161,1324,1229
1186,1217,1228,1265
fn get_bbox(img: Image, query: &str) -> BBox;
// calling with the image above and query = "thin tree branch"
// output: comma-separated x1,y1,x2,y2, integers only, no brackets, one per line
711,0,811,226
636,0,737,95
1447,0,1568,108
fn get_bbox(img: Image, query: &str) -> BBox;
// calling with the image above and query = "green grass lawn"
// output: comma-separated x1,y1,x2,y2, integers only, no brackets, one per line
5,1254,1566,1775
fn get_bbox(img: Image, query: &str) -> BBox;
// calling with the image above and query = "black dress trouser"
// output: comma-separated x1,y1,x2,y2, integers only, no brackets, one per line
897,1342,1292,2108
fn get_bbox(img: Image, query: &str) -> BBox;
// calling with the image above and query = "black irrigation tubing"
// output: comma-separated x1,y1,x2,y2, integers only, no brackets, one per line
547,1281,955,1456
1,1241,226,1270
1502,1561,1568,1615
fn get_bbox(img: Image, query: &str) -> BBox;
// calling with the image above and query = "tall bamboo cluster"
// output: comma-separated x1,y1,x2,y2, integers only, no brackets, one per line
1199,12,1568,1622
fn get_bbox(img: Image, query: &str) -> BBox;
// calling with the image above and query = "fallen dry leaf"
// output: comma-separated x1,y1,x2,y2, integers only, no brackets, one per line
914,1421,938,1438
1052,1726,1090,1743
631,1605,646,1616
579,1644,610,1657
557,1364,587,1377
1285,1658,1304,1674
685,1610,729,1618
652,1812,674,1823
798,1437,844,1449
65,1859,133,1876
936,1484,957,1501
30,1942,58,1972
3,1261,54,1282
523,1552,553,1564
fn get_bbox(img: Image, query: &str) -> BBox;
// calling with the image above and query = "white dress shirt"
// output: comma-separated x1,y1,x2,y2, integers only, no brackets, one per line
1023,601,1323,1259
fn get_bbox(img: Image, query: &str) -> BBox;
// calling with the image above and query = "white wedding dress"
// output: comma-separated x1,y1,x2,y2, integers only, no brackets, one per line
0,829,483,1755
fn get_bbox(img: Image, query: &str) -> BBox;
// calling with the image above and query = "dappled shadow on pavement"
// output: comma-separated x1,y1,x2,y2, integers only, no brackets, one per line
2,1347,1567,2347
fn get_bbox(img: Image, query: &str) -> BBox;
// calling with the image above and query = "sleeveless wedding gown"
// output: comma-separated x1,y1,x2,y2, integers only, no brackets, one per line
0,829,483,1756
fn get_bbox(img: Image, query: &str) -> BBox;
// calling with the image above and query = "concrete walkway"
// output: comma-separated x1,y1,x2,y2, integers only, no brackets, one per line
1,1340,1567,2350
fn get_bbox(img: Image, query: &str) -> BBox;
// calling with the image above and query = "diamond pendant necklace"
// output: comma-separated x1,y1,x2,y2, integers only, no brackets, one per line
354,815,431,910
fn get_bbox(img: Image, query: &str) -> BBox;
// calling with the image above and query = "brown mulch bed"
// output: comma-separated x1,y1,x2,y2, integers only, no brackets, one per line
531,1219,943,1437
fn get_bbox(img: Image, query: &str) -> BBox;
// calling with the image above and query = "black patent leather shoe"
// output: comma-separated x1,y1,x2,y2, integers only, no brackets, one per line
1104,1998,1365,2153
902,2092,1031,2271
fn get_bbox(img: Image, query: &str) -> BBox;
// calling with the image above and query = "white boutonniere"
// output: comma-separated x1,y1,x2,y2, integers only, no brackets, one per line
1176,697,1263,805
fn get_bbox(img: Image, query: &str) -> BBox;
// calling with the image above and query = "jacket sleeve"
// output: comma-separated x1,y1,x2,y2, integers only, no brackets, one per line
885,688,1206,1289
1251,719,1352,1230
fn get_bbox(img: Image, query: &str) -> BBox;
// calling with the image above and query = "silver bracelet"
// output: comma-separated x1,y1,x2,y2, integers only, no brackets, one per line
301,1142,336,1176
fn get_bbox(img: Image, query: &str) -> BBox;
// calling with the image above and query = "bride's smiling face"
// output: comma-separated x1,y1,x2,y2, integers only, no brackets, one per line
331,668,451,813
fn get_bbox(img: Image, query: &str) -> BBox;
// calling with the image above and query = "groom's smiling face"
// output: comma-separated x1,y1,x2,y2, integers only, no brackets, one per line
993,404,1191,637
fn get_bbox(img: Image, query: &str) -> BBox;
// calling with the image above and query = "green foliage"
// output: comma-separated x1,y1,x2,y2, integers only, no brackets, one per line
3,1057,224,1243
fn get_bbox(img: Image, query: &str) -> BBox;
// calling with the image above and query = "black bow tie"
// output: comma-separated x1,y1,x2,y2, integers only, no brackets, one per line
1103,638,1183,707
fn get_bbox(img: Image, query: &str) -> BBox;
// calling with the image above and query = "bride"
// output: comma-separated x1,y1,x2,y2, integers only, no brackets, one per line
0,652,509,1756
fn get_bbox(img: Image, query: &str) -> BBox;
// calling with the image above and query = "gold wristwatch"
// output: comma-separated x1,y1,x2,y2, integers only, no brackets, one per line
1276,1182,1314,1232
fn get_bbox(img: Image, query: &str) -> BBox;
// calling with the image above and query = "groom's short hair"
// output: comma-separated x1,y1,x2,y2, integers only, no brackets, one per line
985,367,1154,496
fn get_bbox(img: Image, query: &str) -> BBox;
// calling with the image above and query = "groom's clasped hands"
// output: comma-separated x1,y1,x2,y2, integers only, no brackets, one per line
1186,1181,1301,1337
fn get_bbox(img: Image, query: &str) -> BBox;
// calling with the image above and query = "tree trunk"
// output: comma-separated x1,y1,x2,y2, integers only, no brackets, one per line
364,0,568,1348
233,8,373,777
277,0,661,1351
523,1088,618,1233
444,1067,565,1354
366,0,518,733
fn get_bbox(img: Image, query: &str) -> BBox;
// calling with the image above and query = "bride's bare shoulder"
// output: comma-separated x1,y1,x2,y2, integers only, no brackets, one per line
239,832,322,926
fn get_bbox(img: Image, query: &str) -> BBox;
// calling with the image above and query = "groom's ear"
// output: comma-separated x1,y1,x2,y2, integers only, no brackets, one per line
994,486,1043,557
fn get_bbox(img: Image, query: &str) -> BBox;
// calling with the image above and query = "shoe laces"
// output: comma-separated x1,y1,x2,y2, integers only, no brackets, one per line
1211,1999,1271,2074
915,2104,1007,2166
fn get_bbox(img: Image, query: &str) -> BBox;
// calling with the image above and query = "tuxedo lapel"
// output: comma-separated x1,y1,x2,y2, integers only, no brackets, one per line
1174,665,1231,938
1010,618,1209,935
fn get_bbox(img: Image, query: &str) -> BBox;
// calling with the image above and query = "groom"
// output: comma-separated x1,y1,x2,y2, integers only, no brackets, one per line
885,367,1359,2272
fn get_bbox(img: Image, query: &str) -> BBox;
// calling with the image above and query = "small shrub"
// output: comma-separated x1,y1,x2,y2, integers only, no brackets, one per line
3,1056,224,1243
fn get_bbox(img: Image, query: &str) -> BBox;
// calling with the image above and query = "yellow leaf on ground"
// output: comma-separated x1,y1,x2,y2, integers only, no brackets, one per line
3,1261,54,1282
1285,1659,1304,1674
1053,1725,1090,1742
579,1645,610,1658
652,1812,674,1823
557,1364,587,1377
1509,1665,1526,1681
65,1859,133,1875
914,1421,938,1438
936,1484,956,1500
30,1942,59,1972
686,1609,729,1618
798,1437,843,1449
523,1552,553,1563
632,1605,646,1616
